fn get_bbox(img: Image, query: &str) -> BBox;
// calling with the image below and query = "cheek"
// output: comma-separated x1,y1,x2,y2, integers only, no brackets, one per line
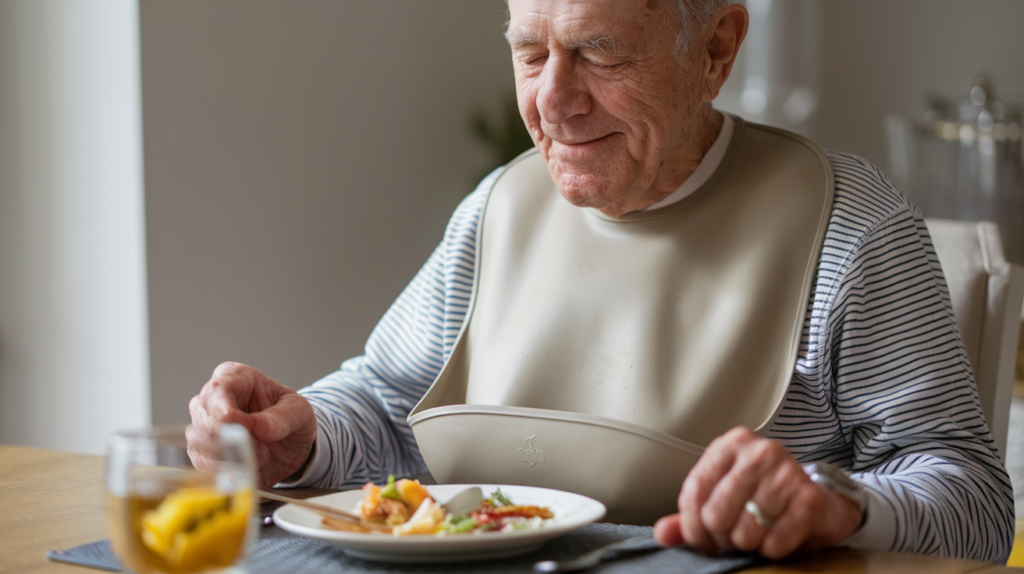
589,81,683,167
588,83,657,145
515,82,547,145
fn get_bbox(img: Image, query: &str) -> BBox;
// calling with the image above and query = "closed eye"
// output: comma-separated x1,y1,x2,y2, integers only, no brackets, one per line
582,55,625,70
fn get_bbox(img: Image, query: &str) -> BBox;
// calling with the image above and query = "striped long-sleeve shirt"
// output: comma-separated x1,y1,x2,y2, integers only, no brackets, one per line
290,151,1014,561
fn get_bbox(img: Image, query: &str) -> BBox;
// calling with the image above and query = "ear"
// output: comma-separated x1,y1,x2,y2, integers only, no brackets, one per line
700,4,749,103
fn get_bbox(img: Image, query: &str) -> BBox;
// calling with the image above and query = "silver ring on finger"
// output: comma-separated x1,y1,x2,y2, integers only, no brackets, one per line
744,500,775,530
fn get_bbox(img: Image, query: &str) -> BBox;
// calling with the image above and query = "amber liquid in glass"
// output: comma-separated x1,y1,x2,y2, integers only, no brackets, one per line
107,472,252,574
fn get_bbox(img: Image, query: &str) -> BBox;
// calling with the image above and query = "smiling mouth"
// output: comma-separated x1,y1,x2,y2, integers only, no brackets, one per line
551,134,615,158
558,134,612,146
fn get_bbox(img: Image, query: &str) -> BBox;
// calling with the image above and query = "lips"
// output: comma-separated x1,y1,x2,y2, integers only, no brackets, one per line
549,134,615,160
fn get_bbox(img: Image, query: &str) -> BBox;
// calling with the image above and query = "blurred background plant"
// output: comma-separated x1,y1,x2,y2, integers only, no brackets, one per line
470,94,534,180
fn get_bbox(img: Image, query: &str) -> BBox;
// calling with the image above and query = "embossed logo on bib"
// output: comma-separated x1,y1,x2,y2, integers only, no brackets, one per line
516,435,545,466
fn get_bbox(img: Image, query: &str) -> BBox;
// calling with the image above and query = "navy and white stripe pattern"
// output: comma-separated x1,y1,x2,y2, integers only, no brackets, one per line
294,153,1013,561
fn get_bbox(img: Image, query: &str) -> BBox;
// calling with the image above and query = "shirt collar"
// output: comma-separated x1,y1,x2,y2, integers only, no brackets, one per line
642,113,735,212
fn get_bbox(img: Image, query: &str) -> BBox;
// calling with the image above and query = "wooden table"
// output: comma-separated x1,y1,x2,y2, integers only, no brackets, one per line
0,445,1016,574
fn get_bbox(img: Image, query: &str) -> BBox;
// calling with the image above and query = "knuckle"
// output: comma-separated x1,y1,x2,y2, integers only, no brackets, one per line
701,504,731,533
717,427,744,446
789,497,814,526
729,426,755,441
681,473,714,505
805,487,828,514
778,461,805,486
213,361,244,378
750,438,773,458
705,436,727,453
781,458,803,476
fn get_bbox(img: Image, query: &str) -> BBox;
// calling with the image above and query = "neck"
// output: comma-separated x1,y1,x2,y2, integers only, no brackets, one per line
648,107,724,207
602,106,723,218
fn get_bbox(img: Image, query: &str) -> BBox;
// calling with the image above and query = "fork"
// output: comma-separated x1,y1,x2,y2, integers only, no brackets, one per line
258,489,392,532
533,534,663,573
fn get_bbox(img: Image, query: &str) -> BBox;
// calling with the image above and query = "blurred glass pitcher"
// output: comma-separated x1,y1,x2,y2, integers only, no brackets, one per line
887,76,1024,263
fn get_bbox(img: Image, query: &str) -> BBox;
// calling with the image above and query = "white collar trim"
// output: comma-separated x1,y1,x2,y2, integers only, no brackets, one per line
643,113,734,212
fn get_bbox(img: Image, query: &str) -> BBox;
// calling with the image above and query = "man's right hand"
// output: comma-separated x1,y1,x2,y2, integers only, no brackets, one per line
188,362,318,489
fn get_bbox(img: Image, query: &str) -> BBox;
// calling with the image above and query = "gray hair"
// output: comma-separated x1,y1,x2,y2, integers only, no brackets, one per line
672,0,731,56
503,0,730,59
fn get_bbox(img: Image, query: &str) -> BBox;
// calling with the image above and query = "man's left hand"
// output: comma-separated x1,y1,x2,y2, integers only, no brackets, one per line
653,426,863,559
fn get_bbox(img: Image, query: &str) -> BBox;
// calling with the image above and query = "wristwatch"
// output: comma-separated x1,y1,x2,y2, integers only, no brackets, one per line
803,462,867,515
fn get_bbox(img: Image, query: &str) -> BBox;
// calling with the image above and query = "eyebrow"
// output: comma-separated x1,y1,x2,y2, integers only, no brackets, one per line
505,29,620,55
505,29,542,48
566,36,618,54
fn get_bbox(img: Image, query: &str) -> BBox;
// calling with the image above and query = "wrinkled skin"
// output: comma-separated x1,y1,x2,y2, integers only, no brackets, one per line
509,0,724,217
652,427,863,558
187,362,316,489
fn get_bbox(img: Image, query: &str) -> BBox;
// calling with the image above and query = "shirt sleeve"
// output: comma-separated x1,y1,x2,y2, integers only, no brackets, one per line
823,163,1014,560
278,170,497,490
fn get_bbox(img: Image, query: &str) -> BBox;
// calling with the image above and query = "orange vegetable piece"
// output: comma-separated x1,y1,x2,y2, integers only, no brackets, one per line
396,479,431,513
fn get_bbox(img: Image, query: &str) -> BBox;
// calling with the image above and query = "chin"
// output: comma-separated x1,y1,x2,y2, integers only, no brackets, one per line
553,172,621,210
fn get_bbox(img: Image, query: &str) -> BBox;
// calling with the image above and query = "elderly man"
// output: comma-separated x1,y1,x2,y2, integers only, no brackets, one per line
188,0,1013,561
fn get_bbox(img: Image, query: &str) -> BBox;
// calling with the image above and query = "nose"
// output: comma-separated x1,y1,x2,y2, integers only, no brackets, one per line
536,53,591,125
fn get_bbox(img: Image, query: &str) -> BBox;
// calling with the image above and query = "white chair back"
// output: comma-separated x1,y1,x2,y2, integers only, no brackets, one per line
926,219,1024,462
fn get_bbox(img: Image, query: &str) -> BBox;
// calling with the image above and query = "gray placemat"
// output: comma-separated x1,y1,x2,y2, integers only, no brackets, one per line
46,539,122,572
48,505,761,574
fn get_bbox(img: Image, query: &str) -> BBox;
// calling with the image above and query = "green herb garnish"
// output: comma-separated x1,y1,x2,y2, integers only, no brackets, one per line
487,488,513,506
443,515,478,534
380,474,402,501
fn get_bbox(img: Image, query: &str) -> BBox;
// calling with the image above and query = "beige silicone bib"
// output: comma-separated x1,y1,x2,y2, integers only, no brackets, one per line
409,118,833,524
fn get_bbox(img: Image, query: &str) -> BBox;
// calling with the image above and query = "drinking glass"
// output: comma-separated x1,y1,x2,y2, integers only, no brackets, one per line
106,424,257,574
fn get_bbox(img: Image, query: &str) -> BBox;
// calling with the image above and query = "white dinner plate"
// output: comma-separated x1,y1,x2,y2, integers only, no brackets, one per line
271,484,607,563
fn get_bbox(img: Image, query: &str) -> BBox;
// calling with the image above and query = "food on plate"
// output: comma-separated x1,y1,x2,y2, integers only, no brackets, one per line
320,477,554,536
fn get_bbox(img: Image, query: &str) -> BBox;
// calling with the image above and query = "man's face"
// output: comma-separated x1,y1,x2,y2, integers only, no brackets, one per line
508,0,709,217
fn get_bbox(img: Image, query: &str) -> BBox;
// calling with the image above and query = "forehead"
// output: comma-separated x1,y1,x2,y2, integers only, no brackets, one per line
507,0,665,47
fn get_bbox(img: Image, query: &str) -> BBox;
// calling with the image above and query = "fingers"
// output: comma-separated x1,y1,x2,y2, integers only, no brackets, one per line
187,362,276,469
187,362,319,488
190,362,275,430
758,482,818,558
701,436,780,550
728,465,797,552
679,427,756,554
721,440,801,552
653,514,685,547
670,427,827,559
249,391,315,443
185,423,215,471
206,382,256,430
679,468,721,552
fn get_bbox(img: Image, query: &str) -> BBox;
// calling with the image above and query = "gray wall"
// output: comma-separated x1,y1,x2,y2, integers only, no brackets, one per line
815,0,1024,168
141,1,513,423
